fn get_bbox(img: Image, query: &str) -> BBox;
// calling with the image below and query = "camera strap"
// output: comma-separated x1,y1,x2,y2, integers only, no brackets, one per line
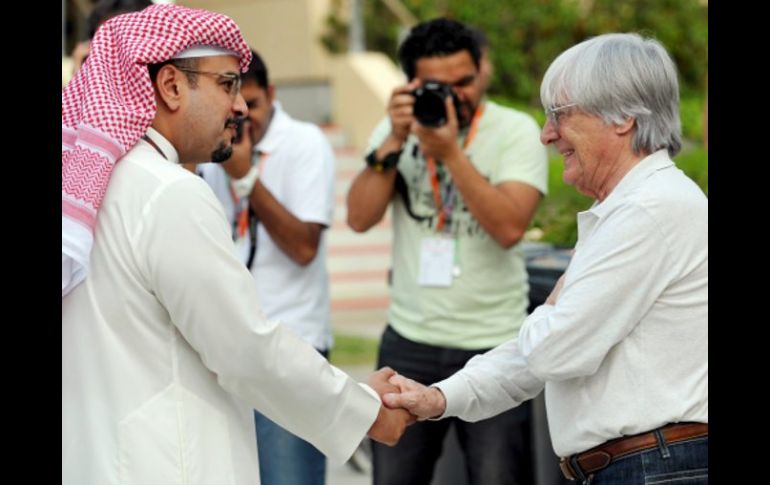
425,103,485,232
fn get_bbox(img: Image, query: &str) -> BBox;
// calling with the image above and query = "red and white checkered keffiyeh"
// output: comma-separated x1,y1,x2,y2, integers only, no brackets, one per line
61,4,251,297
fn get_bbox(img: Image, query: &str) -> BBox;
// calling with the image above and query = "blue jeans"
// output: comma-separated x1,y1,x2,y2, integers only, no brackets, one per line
253,349,329,485
372,325,533,485
582,435,708,485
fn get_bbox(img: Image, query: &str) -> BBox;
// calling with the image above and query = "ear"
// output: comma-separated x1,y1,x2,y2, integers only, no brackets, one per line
614,116,636,136
154,64,185,112
266,84,276,103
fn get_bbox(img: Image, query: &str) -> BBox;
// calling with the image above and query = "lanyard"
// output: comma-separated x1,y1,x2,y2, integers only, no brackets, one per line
230,151,268,240
142,134,167,160
229,184,249,239
426,103,485,232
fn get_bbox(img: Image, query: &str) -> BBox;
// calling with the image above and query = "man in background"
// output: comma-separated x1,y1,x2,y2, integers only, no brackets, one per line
197,49,336,485
346,18,548,485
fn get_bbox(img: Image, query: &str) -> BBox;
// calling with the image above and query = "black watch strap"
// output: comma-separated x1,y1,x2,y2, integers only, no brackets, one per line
365,149,401,172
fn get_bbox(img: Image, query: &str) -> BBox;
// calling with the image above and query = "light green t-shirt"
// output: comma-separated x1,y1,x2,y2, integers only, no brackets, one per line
367,100,548,350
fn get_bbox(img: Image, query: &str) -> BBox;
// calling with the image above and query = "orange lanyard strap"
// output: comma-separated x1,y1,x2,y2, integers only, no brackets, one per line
426,103,485,233
463,103,484,151
229,184,249,238
230,151,268,239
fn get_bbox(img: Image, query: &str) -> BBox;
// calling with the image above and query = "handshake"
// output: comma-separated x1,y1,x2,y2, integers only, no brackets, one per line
365,366,448,446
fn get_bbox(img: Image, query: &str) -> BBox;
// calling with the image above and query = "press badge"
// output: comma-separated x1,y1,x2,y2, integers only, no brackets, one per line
418,237,455,287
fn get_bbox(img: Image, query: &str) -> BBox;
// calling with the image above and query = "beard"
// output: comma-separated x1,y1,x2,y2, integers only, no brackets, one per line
209,117,240,163
210,141,233,164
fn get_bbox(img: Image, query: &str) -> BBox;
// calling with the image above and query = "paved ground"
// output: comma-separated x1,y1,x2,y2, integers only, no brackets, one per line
327,460,370,485
323,127,387,485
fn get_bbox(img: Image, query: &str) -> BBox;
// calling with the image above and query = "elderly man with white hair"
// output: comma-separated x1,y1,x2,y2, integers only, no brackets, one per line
383,33,708,485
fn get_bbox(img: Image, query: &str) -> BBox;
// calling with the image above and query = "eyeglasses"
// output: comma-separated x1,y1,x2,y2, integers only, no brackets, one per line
545,102,578,128
175,67,242,98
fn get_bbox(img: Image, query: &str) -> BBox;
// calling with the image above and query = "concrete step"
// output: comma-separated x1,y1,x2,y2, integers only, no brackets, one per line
324,127,393,330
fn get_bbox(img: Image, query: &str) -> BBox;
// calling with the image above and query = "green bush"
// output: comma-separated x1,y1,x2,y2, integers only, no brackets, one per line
680,95,706,143
674,146,708,196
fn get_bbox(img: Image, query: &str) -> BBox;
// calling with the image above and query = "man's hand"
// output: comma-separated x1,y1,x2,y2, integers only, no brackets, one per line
387,80,421,144
412,95,462,163
382,374,447,421
222,119,254,179
367,402,415,446
367,366,400,397
366,367,416,446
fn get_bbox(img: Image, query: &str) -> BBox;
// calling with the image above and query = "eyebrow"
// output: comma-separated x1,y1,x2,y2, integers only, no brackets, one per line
451,74,476,86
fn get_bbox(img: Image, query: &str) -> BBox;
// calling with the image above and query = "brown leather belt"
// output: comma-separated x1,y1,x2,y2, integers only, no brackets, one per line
559,422,708,481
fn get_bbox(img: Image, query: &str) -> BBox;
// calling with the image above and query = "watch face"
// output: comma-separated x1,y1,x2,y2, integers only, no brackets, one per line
382,152,400,169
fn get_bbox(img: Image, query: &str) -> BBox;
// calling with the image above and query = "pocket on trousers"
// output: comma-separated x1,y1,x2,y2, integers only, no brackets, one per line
117,384,235,485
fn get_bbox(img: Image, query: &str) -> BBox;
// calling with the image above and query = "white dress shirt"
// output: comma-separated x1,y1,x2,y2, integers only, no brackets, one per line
435,150,708,457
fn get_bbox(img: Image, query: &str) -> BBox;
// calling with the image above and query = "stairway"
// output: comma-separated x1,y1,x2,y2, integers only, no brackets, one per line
322,125,391,338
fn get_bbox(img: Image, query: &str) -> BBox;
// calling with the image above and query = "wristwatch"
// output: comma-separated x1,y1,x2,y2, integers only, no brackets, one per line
365,149,402,173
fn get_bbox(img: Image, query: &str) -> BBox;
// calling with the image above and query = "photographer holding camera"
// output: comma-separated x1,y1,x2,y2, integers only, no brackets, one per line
197,49,337,485
347,18,548,485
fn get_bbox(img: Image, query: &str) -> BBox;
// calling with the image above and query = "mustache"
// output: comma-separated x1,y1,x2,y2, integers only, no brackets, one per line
224,117,244,129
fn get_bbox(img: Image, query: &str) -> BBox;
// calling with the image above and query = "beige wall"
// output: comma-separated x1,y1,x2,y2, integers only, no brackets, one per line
331,52,404,150
180,0,335,83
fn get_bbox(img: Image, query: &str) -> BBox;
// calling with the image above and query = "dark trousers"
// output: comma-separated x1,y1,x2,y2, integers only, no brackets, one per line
372,325,534,485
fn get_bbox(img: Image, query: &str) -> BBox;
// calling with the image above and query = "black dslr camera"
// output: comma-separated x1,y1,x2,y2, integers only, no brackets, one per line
411,81,462,127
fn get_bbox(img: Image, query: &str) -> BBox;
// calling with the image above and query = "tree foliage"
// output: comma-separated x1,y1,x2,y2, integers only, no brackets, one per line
327,0,708,104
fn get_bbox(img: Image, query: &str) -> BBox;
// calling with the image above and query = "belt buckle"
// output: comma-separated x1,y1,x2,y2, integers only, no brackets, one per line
559,457,578,481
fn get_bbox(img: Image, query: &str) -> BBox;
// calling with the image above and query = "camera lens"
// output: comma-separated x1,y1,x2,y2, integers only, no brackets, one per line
411,81,459,127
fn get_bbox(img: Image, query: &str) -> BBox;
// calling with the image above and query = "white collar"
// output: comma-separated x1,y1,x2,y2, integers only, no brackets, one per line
589,149,673,217
255,101,291,154
143,127,180,164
